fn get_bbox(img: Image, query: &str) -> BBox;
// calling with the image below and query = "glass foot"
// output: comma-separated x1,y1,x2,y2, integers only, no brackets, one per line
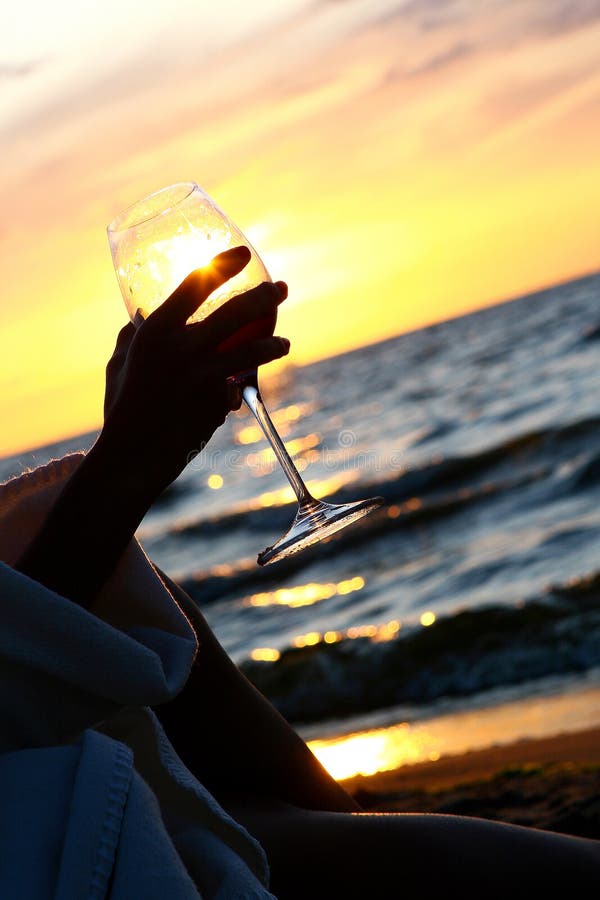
257,496,383,565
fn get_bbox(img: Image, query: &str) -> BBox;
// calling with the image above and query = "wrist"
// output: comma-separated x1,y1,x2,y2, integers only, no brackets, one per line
89,426,166,512
15,431,159,608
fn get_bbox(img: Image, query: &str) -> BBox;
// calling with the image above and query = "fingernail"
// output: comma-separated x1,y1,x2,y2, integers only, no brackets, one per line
228,245,251,258
276,337,290,352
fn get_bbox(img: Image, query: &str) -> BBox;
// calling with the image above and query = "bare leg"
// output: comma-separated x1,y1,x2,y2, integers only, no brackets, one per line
154,572,600,897
153,568,359,812
224,799,600,899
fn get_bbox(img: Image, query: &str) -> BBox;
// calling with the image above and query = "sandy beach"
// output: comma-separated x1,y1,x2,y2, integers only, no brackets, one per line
345,727,600,839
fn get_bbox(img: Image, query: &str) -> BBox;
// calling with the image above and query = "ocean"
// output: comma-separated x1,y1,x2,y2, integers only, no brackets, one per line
3,272,600,777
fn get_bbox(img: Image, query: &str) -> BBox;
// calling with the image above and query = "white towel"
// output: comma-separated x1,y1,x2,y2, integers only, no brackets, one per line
0,453,275,898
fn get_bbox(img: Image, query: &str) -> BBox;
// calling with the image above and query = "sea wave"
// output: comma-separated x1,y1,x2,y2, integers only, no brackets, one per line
172,413,600,594
238,571,600,725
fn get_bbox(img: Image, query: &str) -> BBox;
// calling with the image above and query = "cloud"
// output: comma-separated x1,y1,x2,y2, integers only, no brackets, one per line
395,0,600,37
0,60,41,80
366,0,474,33
410,0,475,32
345,0,600,45
404,40,473,76
380,40,473,87
531,0,600,36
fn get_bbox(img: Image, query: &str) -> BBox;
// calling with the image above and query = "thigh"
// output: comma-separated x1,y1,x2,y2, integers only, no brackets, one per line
225,800,600,899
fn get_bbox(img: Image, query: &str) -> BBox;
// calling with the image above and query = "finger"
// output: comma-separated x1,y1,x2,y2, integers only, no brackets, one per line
190,281,285,350
106,322,135,373
112,322,135,357
274,281,288,300
214,336,290,378
151,245,251,328
116,322,135,347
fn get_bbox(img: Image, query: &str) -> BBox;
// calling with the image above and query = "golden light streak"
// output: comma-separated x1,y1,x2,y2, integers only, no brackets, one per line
294,631,321,648
338,576,365,595
245,433,322,470
250,647,281,662
257,471,360,508
324,630,342,644
291,617,402,650
236,424,268,446
235,403,313,445
246,575,365,609
250,585,334,609
372,619,401,642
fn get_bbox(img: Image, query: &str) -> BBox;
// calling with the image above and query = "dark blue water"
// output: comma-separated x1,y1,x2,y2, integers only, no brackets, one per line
3,272,600,732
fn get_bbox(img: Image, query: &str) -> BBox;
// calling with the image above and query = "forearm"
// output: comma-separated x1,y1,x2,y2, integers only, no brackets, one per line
154,570,360,813
17,253,288,611
16,431,157,609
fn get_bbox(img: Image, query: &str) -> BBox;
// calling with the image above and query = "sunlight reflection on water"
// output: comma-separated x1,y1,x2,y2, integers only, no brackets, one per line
308,681,600,781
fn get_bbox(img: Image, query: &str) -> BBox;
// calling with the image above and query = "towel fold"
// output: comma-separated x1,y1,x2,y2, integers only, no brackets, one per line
0,453,274,898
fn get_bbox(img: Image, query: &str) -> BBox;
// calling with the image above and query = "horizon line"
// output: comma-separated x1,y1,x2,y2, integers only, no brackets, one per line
2,263,598,462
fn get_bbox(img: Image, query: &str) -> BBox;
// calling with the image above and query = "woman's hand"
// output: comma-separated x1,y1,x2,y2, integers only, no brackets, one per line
101,245,289,494
16,247,289,607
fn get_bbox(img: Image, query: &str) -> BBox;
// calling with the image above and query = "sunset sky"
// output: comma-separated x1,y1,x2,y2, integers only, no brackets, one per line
2,0,600,455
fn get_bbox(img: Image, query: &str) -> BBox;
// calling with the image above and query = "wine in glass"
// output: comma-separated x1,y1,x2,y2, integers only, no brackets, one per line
107,182,381,564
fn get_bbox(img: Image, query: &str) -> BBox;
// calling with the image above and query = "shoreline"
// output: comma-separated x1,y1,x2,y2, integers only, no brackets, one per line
344,726,600,839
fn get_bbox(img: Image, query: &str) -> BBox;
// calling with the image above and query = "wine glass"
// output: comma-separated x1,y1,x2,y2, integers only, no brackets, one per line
107,182,381,564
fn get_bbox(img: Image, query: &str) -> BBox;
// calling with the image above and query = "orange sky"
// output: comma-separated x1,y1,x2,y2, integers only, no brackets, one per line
1,0,600,456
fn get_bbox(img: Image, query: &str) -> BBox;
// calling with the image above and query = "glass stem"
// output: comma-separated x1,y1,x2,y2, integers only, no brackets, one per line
242,382,318,511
